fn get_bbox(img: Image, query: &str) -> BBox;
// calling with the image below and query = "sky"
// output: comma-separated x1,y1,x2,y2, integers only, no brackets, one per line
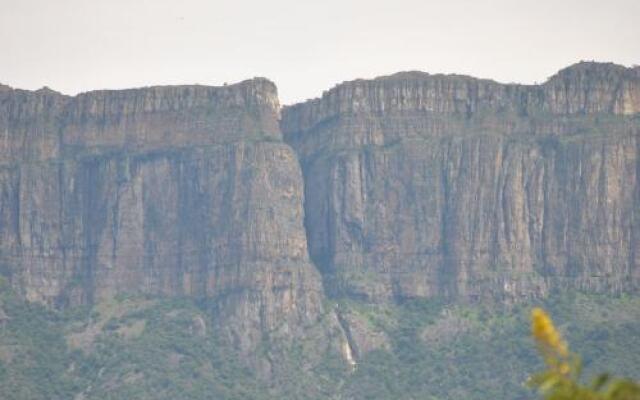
1,0,639,105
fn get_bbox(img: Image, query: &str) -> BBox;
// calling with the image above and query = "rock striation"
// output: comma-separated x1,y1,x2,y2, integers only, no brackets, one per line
282,61,640,302
0,61,639,354
0,79,322,351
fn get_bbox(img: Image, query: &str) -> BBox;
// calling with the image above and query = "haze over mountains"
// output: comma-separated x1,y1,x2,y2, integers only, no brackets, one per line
0,61,639,399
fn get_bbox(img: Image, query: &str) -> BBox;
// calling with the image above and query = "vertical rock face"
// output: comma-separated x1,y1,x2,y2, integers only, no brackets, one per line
63,79,281,152
543,62,640,115
1,61,639,353
282,62,640,302
0,79,322,350
0,87,67,163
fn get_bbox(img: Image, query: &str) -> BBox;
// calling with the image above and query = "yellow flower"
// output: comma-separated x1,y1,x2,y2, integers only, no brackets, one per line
558,362,570,375
531,307,570,373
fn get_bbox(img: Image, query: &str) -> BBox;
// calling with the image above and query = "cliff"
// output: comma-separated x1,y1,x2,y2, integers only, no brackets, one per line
0,61,639,356
0,61,639,399
0,79,322,352
282,61,640,302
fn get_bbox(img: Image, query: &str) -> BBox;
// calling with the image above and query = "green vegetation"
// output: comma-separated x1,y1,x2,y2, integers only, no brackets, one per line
0,277,638,399
0,284,271,400
338,292,640,400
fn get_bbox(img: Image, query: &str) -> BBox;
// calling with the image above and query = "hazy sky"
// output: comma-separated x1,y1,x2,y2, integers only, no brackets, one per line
1,0,639,104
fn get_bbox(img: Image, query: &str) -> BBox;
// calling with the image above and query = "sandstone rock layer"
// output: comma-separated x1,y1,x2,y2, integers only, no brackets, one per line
0,79,322,349
0,61,639,337
282,62,640,302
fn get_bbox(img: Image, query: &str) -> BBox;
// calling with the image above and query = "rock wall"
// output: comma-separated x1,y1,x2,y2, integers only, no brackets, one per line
0,79,322,351
0,61,639,351
282,62,640,302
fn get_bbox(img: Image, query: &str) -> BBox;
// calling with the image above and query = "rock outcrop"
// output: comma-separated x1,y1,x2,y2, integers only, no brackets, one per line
0,61,639,353
282,61,640,302
0,79,322,351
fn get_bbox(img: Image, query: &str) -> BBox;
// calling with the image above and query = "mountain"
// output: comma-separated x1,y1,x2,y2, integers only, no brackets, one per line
0,61,638,399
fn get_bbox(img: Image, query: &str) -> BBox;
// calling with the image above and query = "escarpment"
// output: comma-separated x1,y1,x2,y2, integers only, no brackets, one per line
0,79,322,351
0,61,638,350
281,61,640,302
